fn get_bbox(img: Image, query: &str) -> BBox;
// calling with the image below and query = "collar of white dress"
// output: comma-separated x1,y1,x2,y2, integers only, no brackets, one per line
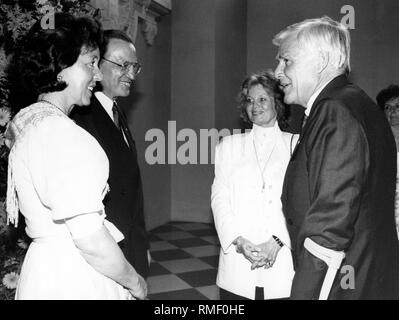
252,121,278,145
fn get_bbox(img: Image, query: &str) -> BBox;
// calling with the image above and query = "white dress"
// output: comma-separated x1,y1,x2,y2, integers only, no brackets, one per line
11,104,130,299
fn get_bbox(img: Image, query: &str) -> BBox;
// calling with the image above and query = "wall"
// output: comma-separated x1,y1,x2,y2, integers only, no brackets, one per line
170,0,246,223
247,0,399,101
171,0,216,223
215,0,247,131
121,14,172,231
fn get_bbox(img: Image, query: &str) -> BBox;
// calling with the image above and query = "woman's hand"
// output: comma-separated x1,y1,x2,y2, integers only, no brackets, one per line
234,236,262,264
251,237,282,270
129,274,148,300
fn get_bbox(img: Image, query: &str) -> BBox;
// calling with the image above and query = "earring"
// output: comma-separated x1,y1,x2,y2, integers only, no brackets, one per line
57,75,63,82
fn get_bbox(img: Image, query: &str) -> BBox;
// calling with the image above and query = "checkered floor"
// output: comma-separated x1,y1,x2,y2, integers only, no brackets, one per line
147,221,220,300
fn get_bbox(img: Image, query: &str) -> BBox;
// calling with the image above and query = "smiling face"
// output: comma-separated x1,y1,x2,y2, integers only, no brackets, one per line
58,47,102,107
245,84,277,127
384,96,399,127
100,38,138,99
274,40,319,107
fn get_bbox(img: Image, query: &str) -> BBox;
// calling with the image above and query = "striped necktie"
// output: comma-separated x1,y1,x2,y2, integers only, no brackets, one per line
302,114,308,130
111,101,136,151
112,102,121,132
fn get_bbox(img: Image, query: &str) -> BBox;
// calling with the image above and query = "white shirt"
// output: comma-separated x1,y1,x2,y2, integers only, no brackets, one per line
94,91,129,146
94,91,114,121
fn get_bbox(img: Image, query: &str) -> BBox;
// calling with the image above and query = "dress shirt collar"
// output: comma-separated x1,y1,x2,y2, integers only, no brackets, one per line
94,91,114,120
305,77,335,117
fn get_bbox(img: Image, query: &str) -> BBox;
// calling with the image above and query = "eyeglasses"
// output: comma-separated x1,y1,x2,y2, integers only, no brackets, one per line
102,57,142,75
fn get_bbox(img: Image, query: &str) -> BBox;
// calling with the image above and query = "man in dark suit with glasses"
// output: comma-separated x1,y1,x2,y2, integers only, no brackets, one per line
71,29,150,281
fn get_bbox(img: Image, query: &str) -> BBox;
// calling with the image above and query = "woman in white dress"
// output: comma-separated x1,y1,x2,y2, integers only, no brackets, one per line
5,13,146,300
211,71,297,300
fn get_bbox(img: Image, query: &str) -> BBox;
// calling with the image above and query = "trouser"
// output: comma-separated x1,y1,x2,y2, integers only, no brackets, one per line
219,287,264,300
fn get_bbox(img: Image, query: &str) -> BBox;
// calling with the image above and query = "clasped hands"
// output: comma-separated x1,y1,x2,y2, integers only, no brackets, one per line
234,236,282,270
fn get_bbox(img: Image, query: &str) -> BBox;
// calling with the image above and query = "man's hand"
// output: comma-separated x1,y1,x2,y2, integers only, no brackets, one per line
234,236,262,264
251,237,282,270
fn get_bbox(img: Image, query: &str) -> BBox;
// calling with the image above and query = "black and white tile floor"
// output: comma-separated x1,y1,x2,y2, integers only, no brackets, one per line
147,222,220,300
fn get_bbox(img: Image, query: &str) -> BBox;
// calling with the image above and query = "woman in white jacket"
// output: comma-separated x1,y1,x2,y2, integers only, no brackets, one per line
211,71,298,300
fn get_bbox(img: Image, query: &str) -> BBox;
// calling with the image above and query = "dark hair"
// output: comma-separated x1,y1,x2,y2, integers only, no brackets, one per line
238,71,288,129
376,84,399,111
101,29,134,57
7,12,103,113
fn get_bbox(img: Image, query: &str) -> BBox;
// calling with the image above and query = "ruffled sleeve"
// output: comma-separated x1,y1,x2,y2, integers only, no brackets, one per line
27,116,109,220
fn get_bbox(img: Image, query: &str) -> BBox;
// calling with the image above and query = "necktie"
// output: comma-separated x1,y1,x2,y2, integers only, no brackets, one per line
112,102,121,132
302,114,308,130
112,101,136,151
291,113,308,156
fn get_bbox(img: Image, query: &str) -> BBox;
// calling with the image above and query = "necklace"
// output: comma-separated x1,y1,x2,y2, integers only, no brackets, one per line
252,136,277,193
39,99,67,115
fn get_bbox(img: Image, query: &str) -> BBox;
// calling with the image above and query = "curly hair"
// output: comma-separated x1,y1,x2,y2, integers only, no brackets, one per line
376,84,399,112
7,12,103,113
237,70,288,130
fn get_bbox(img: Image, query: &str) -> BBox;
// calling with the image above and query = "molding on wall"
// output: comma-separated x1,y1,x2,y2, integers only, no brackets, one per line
91,0,171,46
149,0,172,16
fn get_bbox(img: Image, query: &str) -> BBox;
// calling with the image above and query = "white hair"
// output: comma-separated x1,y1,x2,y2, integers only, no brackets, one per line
273,16,351,74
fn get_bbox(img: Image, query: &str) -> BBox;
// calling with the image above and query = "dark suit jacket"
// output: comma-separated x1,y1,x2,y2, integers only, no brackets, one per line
282,75,399,299
71,95,150,278
285,104,305,134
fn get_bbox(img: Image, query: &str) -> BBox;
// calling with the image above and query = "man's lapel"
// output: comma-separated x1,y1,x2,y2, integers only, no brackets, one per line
91,96,131,151
289,75,350,159
308,74,349,121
